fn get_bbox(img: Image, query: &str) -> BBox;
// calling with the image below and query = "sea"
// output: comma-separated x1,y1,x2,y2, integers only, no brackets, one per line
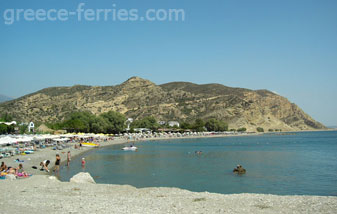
59,131,337,196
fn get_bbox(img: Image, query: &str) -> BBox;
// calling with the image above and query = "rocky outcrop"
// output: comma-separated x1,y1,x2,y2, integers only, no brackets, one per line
70,172,96,184
0,77,326,131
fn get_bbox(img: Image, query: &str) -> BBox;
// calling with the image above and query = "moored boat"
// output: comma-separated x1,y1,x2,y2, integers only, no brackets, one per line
122,145,137,151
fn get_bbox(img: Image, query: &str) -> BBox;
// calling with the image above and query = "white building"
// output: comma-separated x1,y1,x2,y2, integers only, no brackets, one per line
125,118,133,131
28,122,35,132
168,121,180,127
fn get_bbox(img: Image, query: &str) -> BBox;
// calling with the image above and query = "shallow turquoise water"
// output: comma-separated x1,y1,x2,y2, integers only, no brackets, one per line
60,131,337,196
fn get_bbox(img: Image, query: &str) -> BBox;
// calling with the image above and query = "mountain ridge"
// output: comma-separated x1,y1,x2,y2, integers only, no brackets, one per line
0,77,326,131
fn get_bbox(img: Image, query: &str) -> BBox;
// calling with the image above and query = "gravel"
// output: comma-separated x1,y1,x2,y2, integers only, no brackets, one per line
1,175,336,214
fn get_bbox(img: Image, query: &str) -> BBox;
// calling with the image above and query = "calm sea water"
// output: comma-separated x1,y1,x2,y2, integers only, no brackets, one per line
59,131,337,196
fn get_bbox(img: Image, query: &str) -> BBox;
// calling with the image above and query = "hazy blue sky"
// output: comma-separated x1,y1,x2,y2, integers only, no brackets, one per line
1,0,337,126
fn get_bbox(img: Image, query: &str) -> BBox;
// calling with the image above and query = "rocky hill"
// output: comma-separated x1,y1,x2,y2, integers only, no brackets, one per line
0,77,326,131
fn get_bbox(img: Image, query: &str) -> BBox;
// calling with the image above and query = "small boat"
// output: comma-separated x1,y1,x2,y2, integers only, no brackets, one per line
122,146,138,151
81,142,100,148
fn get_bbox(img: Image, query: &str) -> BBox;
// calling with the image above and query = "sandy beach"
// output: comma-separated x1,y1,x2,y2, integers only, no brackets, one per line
1,134,337,214
1,138,128,176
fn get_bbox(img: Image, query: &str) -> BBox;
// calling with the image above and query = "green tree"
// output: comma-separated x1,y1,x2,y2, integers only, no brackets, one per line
237,127,247,132
0,124,7,134
193,119,206,132
205,119,228,132
257,127,264,132
19,124,28,134
131,116,158,130
101,111,126,133
62,111,95,133
180,122,192,130
90,116,108,133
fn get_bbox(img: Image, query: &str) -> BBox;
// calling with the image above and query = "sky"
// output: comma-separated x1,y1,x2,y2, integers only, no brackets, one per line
1,0,337,126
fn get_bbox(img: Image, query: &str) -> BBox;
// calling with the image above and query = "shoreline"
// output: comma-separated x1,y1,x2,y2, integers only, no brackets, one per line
2,132,262,176
3,130,335,176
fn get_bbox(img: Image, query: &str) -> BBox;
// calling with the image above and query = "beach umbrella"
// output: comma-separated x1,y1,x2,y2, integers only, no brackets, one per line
0,136,17,145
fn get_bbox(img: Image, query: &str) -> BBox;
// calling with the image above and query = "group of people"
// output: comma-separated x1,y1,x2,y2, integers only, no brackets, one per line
1,150,84,179
38,151,85,174
39,152,70,173
1,161,29,178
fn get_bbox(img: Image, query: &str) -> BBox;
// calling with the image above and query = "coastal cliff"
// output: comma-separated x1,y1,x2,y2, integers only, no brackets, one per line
0,77,326,131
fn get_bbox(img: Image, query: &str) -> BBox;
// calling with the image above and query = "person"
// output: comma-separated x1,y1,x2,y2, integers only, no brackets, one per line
233,164,246,174
16,164,28,177
7,167,16,175
81,158,86,167
67,151,71,166
40,160,50,172
55,154,61,173
0,162,7,172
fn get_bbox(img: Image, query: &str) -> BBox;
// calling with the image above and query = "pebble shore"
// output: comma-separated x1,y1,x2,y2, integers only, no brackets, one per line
1,175,336,214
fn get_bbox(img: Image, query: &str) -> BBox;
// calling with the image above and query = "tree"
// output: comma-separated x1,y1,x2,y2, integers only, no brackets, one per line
131,116,158,130
180,122,192,130
237,127,247,132
101,111,126,133
90,116,108,133
19,124,28,134
257,127,264,132
63,118,88,133
62,111,94,133
0,123,15,134
193,119,206,132
0,124,7,134
205,119,228,131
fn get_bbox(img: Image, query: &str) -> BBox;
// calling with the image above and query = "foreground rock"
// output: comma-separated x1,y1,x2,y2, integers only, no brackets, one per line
70,172,96,184
0,175,336,214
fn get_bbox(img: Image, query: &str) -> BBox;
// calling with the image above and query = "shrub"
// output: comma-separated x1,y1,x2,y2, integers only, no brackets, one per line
256,127,264,132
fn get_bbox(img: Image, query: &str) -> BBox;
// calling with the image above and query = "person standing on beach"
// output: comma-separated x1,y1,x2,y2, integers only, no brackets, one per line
67,151,71,166
55,154,61,173
81,158,86,170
